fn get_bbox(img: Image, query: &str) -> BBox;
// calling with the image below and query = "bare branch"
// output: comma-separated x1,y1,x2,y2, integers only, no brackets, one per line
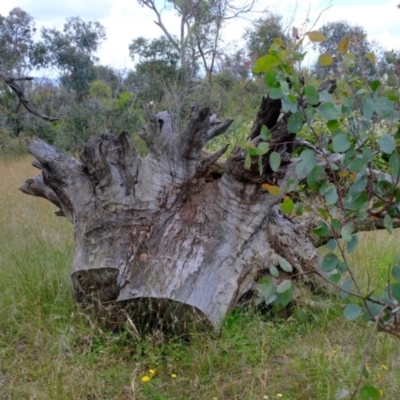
0,71,60,122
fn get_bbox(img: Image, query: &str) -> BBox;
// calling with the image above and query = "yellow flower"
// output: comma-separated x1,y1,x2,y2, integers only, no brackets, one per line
381,364,388,371
277,395,283,398
141,376,151,383
377,372,382,380
263,396,269,399
171,373,177,378
332,349,337,354
379,389,384,397
149,369,156,375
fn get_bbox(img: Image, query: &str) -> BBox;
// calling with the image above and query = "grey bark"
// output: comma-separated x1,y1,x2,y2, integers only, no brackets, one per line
20,103,324,329
20,80,358,329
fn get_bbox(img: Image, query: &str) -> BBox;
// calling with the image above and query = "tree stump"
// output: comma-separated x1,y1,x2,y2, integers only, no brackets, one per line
20,100,332,329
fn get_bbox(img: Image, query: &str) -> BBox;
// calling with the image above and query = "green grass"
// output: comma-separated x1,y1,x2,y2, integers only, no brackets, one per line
1,157,400,400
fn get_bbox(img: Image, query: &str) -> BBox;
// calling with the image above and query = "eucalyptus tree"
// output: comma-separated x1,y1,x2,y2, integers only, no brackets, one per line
39,17,106,101
244,13,288,60
136,0,260,80
313,21,375,79
0,7,39,75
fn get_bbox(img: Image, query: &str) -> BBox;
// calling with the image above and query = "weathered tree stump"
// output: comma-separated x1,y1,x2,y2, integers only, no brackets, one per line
21,91,339,329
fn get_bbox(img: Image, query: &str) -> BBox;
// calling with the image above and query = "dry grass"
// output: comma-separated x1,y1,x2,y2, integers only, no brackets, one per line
0,156,400,400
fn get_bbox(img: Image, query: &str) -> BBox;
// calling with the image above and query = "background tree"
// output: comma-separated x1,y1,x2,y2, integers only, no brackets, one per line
244,13,288,60
0,7,38,75
128,36,182,105
0,8,42,137
93,65,124,98
39,17,106,101
136,0,261,79
313,20,375,79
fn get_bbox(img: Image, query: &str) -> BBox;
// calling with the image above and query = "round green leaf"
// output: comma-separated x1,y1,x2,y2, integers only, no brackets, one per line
252,55,279,74
346,235,358,254
332,133,350,152
327,120,339,132
375,96,394,118
270,151,281,172
265,72,278,87
278,256,293,272
256,142,270,156
296,149,316,180
379,133,396,154
269,86,283,99
392,266,400,282
341,223,354,241
325,186,338,205
288,111,305,133
329,273,341,284
270,266,280,278
327,239,336,251
322,253,338,272
277,279,292,293
343,303,362,320
313,220,328,237
305,85,319,105
260,125,271,141
391,282,400,302
280,198,295,215
369,80,381,91
359,385,379,400
317,102,341,120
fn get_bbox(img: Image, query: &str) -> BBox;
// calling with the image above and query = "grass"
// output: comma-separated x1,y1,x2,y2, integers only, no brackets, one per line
0,156,400,400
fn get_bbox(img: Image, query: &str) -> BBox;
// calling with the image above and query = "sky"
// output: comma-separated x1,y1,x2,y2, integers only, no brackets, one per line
1,0,400,73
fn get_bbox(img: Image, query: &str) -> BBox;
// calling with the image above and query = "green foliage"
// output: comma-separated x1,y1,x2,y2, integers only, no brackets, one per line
39,17,106,101
0,7,38,74
312,21,376,79
251,25,400,397
244,13,288,59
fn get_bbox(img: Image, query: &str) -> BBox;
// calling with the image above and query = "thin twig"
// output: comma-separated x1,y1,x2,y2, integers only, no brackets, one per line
350,305,388,400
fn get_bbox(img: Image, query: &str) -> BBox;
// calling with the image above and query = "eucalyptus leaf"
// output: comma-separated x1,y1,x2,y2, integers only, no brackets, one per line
277,279,292,293
288,111,305,133
325,186,338,205
270,152,281,172
343,303,362,320
278,256,293,272
379,133,396,154
305,85,319,105
359,386,379,400
347,235,358,254
313,220,329,236
270,266,280,278
332,133,350,152
253,54,279,73
392,266,400,282
296,149,316,180
322,253,338,272
316,102,341,120
327,239,337,251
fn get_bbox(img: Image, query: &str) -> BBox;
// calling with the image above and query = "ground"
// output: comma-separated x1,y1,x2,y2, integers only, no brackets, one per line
0,156,399,400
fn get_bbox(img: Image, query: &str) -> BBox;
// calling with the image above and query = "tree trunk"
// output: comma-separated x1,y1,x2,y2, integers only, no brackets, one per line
20,101,331,330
